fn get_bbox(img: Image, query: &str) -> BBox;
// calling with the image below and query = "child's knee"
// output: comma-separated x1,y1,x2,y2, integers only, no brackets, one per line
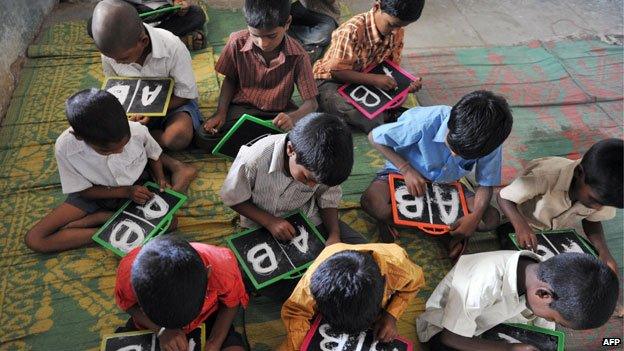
162,129,192,150
24,229,48,253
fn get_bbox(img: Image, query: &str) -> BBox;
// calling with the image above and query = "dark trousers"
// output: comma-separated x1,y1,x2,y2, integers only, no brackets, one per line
155,5,206,37
288,1,337,49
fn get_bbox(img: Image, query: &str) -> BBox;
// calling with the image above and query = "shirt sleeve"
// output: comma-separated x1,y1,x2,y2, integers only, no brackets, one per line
384,247,426,320
214,35,239,79
279,283,317,351
321,26,358,72
499,173,547,205
371,116,423,149
219,147,257,207
114,253,139,311
101,55,116,77
216,250,250,309
474,147,503,186
134,123,162,160
315,185,342,209
55,139,92,194
585,206,617,222
169,39,199,99
388,29,404,66
293,55,318,101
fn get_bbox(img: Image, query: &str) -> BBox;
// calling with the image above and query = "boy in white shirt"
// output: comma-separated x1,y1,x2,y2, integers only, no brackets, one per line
24,89,196,253
90,0,201,151
416,251,618,351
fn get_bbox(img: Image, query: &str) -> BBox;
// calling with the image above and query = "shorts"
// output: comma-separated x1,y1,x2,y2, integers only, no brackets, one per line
148,99,203,131
65,194,126,214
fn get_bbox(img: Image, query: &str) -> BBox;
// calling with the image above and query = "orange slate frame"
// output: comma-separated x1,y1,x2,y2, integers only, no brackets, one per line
388,173,470,235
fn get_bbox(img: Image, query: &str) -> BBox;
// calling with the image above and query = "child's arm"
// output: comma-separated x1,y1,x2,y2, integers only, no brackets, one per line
279,293,317,351
319,207,340,245
582,219,618,273
273,98,318,131
168,94,190,110
148,157,170,191
126,304,189,351
205,303,240,351
438,329,538,351
497,193,538,250
231,201,296,241
450,186,493,238
332,69,398,90
203,75,237,133
367,131,428,196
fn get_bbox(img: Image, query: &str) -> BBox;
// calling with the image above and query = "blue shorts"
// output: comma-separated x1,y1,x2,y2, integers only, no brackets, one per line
147,99,203,131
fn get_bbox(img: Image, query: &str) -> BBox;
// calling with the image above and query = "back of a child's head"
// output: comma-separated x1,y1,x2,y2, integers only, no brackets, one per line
91,0,143,56
380,0,426,22
447,90,513,160
243,0,290,29
580,138,623,208
131,236,207,329
288,113,354,187
537,252,619,329
66,88,130,146
310,250,385,333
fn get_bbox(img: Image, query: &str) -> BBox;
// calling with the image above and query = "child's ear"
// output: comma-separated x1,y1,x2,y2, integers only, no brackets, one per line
286,141,296,157
284,15,292,31
535,287,555,304
574,164,585,180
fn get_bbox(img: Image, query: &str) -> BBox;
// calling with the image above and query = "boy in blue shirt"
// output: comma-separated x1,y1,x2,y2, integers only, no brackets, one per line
361,90,513,259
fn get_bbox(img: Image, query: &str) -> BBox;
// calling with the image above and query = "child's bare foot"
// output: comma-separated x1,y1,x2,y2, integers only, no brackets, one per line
161,154,197,192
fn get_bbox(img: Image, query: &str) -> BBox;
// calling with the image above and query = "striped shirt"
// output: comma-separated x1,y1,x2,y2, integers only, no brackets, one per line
313,7,404,80
215,30,318,112
220,134,342,228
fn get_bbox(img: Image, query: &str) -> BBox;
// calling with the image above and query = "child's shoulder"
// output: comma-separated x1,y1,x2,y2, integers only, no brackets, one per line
225,29,252,47
233,134,286,168
333,11,369,37
522,156,574,176
54,127,78,153
395,105,452,130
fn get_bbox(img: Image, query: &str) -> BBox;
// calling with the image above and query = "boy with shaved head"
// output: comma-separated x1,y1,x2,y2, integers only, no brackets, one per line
91,0,202,153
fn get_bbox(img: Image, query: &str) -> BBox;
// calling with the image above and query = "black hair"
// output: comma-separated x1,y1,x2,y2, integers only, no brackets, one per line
580,138,623,208
537,252,619,329
65,88,130,146
310,250,385,333
288,113,354,187
131,236,208,329
380,0,426,22
446,90,513,159
243,0,290,29
91,0,144,55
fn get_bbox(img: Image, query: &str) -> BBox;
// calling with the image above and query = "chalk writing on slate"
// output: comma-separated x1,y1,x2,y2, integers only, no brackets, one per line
101,325,204,351
338,60,416,120
227,212,325,289
481,324,564,351
103,77,174,116
93,182,187,257
301,317,413,351
212,114,282,159
510,230,596,260
389,174,468,234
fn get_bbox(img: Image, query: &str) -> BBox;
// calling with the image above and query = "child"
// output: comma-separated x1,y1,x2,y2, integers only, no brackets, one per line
416,251,619,350
279,243,425,351
288,0,340,62
361,91,513,259
313,0,425,133
115,235,248,351
196,0,319,150
90,0,202,151
220,113,366,246
24,89,195,253
497,138,623,273
124,0,206,51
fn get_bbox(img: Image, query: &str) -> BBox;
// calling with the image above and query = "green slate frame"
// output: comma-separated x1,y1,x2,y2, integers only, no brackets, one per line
92,182,187,257
211,114,282,160
225,211,326,290
508,228,597,257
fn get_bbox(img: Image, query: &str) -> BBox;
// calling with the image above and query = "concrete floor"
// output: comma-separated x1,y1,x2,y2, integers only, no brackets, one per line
41,0,624,49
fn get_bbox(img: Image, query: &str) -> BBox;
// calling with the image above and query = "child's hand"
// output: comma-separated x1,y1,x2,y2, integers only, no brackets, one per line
273,112,294,130
158,328,188,351
402,166,427,197
128,185,154,204
157,178,172,192
408,77,423,93
203,113,226,134
324,234,341,246
449,213,480,238
266,218,296,241
515,226,538,252
129,115,151,125
372,74,398,91
373,310,398,343
508,344,540,351
173,0,190,16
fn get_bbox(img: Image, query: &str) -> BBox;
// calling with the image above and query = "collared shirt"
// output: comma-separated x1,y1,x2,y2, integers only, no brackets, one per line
101,23,199,100
371,106,503,186
500,157,616,230
313,7,404,80
278,243,425,351
55,122,162,194
416,250,554,342
214,30,318,112
220,134,341,227
115,243,249,334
